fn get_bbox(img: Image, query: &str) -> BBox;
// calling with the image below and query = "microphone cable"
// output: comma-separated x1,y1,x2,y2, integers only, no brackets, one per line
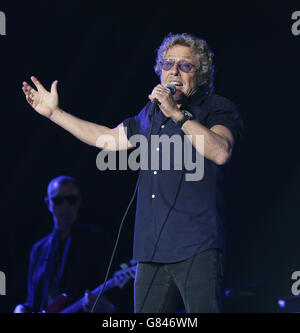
90,101,157,313
136,158,185,313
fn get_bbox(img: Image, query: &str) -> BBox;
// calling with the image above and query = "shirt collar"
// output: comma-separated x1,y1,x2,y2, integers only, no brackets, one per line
179,86,208,110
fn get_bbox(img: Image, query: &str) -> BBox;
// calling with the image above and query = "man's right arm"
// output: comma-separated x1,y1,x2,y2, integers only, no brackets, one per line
50,109,132,150
22,76,132,151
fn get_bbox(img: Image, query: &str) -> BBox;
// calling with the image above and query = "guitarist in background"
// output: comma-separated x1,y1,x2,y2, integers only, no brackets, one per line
13,175,115,313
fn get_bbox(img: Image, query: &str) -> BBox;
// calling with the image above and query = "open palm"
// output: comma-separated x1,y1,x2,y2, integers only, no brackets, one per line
22,76,59,118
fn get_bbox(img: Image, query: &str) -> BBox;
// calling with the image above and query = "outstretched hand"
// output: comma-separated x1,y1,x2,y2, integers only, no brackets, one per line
22,76,59,119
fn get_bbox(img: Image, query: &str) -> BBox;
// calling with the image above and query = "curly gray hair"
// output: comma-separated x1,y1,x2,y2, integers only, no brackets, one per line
154,33,215,94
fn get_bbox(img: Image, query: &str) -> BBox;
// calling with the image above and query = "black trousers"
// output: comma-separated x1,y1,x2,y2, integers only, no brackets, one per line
134,248,224,313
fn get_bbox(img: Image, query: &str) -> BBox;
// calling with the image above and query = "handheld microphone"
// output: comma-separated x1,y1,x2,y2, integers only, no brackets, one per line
164,82,177,95
152,82,177,116
154,83,177,105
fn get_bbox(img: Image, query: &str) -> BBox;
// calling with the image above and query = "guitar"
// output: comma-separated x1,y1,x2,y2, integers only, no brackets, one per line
46,260,137,313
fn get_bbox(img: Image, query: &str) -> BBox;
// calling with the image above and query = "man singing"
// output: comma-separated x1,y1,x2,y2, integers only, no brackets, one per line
22,33,243,313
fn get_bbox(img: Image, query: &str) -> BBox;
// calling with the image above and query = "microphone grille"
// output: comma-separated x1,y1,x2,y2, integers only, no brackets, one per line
164,83,177,95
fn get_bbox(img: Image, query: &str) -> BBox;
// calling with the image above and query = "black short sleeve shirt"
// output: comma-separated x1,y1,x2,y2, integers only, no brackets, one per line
123,89,243,263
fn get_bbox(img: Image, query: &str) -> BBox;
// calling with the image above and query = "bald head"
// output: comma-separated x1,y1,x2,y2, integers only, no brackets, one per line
47,175,80,198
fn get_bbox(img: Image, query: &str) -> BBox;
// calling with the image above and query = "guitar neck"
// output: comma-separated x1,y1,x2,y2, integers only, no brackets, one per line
60,278,116,313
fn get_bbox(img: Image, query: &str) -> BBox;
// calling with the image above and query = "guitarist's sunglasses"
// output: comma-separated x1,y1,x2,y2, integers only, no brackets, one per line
49,195,80,206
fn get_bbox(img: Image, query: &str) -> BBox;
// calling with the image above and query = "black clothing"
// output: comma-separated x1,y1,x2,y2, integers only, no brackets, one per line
23,224,110,313
123,89,243,262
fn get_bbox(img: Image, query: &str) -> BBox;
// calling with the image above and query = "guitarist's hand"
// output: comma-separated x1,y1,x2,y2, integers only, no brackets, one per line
82,289,115,313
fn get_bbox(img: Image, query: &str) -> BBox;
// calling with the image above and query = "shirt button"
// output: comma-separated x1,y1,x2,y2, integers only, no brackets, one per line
152,194,155,199
156,147,159,151
153,171,157,175
161,125,165,128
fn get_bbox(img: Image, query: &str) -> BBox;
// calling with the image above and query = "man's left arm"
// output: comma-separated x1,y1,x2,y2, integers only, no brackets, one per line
176,114,234,165
149,84,242,165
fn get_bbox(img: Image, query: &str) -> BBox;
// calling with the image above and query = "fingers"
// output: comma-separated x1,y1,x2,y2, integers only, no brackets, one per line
30,76,46,92
50,80,58,94
155,84,169,94
22,81,38,100
25,94,33,106
22,81,36,95
153,84,169,97
148,84,169,102
83,289,89,311
84,289,95,301
22,82,36,105
83,289,97,313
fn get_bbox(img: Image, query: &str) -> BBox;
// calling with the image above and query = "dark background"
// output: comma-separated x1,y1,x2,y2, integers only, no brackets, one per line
0,0,300,313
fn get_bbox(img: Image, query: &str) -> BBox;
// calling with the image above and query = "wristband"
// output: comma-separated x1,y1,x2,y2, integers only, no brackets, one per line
176,110,194,128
